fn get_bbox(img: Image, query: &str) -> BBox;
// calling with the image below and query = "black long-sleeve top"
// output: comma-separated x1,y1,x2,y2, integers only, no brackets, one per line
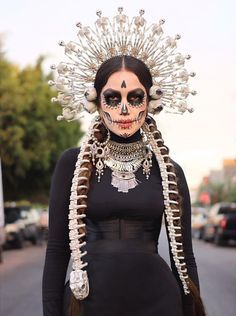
42,132,200,316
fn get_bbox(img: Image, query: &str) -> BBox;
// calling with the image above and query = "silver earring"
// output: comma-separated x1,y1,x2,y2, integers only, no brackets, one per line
90,122,110,182
142,146,153,179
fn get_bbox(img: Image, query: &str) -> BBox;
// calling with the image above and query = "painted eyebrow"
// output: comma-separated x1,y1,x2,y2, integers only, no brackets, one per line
103,89,121,96
127,88,145,97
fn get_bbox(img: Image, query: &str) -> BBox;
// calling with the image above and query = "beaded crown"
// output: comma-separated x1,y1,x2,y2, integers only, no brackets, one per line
49,7,196,121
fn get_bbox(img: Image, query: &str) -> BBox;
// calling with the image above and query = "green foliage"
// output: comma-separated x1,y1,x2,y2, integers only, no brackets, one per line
208,183,225,204
0,51,83,202
224,185,236,203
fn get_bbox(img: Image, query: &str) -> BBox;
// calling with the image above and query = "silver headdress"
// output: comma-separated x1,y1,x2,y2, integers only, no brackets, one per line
49,7,196,121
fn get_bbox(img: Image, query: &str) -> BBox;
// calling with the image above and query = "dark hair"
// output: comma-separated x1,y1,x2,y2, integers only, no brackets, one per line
94,55,153,103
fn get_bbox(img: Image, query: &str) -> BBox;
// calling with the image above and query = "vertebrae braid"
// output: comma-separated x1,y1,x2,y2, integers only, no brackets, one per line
68,117,108,272
142,116,190,295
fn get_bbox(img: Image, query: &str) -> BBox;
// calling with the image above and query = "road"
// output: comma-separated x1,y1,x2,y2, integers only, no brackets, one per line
0,229,236,316
159,231,236,316
0,243,46,316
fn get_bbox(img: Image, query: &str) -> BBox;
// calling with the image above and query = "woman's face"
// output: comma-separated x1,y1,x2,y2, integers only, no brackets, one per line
98,70,148,138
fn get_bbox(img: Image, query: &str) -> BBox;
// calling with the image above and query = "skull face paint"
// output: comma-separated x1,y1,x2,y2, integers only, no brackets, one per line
98,70,148,137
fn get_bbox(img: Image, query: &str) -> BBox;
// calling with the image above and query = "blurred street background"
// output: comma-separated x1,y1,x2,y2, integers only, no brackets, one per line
1,230,236,316
1,0,236,315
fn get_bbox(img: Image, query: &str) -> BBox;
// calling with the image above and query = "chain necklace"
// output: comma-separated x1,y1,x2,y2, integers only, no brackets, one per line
103,139,153,193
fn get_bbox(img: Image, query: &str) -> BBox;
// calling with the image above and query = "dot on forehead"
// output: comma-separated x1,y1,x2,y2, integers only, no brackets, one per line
121,80,126,88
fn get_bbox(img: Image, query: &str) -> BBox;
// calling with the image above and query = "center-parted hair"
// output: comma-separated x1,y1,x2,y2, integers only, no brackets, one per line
94,55,153,104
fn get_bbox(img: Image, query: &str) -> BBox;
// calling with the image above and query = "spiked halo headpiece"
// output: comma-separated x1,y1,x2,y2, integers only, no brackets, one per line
49,7,197,121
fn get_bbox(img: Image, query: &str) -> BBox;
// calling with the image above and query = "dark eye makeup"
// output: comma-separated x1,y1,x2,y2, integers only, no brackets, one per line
103,89,121,107
102,88,146,107
127,89,145,106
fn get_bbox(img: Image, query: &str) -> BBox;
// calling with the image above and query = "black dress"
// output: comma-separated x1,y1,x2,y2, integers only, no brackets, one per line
42,130,200,316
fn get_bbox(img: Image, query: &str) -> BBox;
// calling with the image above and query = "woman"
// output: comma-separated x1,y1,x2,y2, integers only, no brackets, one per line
43,8,206,316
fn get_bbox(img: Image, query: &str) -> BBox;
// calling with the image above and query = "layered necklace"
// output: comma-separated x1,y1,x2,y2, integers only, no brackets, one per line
96,136,153,193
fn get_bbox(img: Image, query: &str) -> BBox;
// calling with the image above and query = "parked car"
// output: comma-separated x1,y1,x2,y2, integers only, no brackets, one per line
38,208,49,244
192,208,208,239
202,202,236,246
4,205,40,249
0,159,6,262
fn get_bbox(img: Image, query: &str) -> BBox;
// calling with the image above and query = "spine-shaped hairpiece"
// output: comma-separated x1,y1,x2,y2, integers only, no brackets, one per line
68,117,100,299
142,119,190,295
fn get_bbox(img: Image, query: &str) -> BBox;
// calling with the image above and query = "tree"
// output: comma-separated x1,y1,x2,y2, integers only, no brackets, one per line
225,184,236,203
208,183,225,204
0,50,83,202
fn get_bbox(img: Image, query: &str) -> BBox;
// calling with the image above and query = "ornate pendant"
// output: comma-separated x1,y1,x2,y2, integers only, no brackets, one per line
111,171,140,193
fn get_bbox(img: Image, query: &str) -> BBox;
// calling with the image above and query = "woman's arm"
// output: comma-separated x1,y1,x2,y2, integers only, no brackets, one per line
42,148,79,316
165,160,200,316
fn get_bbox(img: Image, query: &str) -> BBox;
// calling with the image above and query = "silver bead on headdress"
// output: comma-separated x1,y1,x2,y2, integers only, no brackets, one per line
49,7,196,121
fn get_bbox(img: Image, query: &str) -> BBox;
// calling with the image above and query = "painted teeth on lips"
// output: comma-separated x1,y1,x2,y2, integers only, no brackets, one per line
113,119,135,123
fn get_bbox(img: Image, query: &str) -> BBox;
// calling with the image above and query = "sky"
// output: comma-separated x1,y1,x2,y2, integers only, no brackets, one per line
1,0,236,189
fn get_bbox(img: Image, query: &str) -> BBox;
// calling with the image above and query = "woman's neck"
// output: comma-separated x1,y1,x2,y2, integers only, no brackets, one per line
109,129,142,143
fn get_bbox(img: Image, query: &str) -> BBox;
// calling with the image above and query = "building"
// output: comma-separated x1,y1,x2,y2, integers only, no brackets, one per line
209,169,224,184
223,159,236,184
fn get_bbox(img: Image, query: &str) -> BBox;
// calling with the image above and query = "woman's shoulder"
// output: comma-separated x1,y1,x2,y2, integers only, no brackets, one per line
59,147,80,160
169,158,186,182
56,147,80,170
170,158,183,173
50,147,81,197
169,158,190,195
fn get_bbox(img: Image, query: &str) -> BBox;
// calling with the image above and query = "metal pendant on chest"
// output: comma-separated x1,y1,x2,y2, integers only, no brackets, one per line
103,140,153,193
